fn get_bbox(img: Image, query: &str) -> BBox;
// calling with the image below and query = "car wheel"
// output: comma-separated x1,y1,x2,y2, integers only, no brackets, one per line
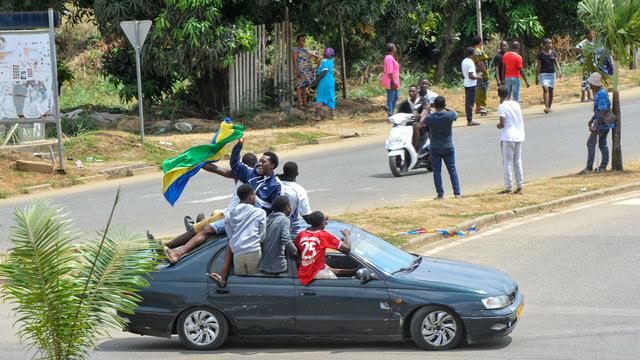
410,306,463,351
177,307,228,350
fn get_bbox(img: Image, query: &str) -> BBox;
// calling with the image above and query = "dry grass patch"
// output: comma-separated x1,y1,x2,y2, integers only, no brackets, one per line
336,162,640,247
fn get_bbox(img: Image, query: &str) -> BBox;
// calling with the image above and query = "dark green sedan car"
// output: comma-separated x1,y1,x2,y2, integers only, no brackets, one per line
120,222,523,351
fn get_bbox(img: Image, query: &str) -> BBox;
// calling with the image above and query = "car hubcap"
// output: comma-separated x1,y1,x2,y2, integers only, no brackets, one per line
421,311,457,347
184,310,219,346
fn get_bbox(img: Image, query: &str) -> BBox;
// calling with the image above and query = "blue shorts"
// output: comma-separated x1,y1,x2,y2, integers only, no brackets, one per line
207,219,226,235
539,73,556,88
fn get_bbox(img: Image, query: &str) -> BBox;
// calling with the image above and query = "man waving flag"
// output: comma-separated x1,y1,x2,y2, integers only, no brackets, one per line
162,118,244,205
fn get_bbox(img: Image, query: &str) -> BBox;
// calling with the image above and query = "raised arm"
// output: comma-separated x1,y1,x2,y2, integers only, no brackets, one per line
338,229,351,253
230,138,252,183
202,163,234,178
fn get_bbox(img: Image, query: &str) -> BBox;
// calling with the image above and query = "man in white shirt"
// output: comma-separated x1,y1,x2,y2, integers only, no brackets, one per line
461,47,481,126
278,161,312,237
496,85,525,194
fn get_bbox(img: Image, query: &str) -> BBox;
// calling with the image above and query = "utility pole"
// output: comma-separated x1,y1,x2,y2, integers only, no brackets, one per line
476,0,483,40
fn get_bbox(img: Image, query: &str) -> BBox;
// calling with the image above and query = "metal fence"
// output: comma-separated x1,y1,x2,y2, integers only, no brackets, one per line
228,21,293,113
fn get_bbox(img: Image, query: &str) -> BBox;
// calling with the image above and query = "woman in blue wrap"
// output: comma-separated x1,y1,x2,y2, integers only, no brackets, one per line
314,47,336,119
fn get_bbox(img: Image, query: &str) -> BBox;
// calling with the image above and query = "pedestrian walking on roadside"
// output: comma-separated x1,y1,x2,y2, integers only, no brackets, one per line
314,47,336,119
472,36,490,116
496,85,525,194
580,72,615,174
420,96,461,199
461,47,481,126
576,30,595,102
503,41,530,102
536,38,562,113
381,43,400,118
493,40,508,87
292,34,320,108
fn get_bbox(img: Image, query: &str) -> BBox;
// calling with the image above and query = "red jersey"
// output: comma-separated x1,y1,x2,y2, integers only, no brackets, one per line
295,229,342,286
503,52,523,78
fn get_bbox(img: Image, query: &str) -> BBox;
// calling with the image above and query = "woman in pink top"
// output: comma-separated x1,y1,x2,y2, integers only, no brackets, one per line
381,43,400,118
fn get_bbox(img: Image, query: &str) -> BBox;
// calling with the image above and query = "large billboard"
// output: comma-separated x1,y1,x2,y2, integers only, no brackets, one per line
0,31,53,120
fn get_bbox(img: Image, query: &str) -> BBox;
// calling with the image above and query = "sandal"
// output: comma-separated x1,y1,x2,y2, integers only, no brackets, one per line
164,248,180,264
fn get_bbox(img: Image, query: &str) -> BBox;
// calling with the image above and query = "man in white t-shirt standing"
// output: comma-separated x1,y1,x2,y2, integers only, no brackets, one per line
461,47,482,126
278,161,312,237
496,85,525,194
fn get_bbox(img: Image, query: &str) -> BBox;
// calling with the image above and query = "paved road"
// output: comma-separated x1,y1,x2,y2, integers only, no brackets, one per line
2,190,638,359
1,91,640,247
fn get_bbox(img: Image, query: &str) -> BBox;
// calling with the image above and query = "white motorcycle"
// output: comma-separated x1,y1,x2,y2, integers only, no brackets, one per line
385,113,432,177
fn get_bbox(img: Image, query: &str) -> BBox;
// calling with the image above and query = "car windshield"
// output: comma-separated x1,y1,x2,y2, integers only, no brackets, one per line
327,223,415,274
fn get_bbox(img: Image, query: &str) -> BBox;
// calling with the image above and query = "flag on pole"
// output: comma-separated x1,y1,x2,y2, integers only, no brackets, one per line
162,118,244,205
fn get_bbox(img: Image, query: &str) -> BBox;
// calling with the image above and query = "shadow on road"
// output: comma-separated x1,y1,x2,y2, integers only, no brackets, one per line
370,170,428,179
96,336,512,355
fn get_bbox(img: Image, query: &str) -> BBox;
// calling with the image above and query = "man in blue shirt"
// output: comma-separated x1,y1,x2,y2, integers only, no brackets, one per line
230,135,283,212
581,72,614,174
420,96,461,199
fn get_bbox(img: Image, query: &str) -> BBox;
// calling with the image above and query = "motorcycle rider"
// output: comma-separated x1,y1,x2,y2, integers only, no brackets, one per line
397,84,429,152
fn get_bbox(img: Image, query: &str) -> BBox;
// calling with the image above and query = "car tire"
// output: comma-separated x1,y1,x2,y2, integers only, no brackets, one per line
177,306,229,350
410,306,463,351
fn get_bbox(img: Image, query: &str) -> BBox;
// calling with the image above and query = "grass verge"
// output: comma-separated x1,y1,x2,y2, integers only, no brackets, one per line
336,161,640,247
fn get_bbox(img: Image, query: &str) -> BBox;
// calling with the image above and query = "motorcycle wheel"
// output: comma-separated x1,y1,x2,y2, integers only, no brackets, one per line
389,152,409,177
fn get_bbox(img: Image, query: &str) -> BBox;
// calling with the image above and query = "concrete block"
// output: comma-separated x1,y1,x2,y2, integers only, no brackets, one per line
100,163,148,178
127,166,158,176
474,214,498,227
23,184,51,194
312,136,340,144
494,210,516,224
77,174,107,183
15,160,53,173
513,205,540,217
271,143,297,151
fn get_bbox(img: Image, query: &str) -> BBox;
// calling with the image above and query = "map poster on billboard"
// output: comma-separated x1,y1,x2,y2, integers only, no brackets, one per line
0,31,53,121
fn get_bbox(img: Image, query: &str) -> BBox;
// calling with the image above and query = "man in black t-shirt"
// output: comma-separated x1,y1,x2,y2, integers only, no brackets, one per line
493,40,508,87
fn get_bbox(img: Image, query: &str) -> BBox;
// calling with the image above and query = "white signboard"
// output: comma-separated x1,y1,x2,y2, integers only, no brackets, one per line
0,32,53,120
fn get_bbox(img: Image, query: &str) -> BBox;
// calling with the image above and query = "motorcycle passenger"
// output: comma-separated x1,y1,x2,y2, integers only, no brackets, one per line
397,85,429,152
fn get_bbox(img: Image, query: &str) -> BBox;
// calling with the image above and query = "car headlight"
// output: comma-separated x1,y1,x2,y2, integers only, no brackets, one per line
481,295,510,309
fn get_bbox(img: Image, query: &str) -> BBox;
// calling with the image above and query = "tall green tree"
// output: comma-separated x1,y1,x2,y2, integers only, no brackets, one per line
578,0,640,170
0,192,160,360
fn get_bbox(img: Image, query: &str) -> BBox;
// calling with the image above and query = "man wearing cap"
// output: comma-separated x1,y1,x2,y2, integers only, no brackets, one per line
278,161,312,237
581,72,614,174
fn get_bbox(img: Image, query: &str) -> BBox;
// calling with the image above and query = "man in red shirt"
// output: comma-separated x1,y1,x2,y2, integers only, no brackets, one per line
502,41,530,102
294,211,351,286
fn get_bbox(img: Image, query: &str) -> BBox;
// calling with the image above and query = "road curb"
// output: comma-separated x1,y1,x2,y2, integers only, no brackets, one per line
401,181,640,252
22,183,51,194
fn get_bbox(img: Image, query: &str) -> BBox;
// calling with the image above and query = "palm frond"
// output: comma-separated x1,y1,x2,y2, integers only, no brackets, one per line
0,193,162,360
0,200,83,360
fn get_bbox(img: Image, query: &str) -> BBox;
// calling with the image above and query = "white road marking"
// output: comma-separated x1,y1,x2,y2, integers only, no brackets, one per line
188,194,232,204
613,198,640,206
306,188,330,194
137,193,163,199
422,191,640,256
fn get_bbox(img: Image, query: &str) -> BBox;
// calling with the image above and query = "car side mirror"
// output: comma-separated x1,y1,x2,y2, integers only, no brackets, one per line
356,268,377,282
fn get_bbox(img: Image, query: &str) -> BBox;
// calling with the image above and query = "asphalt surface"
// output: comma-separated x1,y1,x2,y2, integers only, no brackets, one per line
0,91,640,248
1,190,638,359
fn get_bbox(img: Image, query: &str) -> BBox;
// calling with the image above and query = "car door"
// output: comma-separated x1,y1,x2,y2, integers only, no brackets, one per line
207,247,296,335
294,254,391,336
